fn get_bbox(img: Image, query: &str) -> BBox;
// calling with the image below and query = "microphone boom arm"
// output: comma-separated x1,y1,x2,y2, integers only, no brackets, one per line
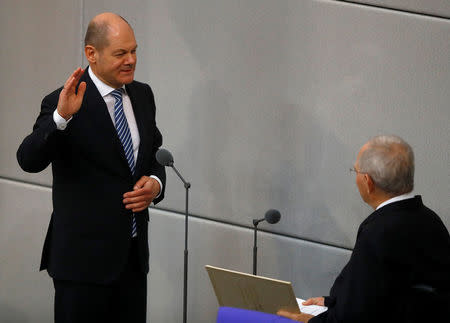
170,164,191,189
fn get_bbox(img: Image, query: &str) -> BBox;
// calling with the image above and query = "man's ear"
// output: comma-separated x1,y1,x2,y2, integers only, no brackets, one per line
365,174,376,194
85,45,97,64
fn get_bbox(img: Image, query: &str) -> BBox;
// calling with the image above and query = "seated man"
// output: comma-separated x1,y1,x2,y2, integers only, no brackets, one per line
278,135,450,323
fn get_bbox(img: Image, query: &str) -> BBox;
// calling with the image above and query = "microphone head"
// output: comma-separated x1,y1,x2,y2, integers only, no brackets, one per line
156,148,174,166
265,209,281,224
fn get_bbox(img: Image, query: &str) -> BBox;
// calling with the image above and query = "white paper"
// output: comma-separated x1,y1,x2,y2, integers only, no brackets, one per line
296,298,328,316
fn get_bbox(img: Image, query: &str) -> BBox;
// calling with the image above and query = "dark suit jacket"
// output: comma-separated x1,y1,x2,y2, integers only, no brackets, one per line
310,196,450,323
17,68,166,284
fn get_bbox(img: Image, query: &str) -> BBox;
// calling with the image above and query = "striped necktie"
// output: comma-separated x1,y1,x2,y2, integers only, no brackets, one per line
111,89,137,237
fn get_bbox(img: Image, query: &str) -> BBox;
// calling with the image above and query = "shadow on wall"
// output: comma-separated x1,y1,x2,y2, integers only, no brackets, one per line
181,76,352,246
183,80,234,217
0,303,30,323
262,102,353,294
163,0,359,247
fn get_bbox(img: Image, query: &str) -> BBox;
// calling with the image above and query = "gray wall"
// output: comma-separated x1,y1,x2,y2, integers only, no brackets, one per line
1,0,449,322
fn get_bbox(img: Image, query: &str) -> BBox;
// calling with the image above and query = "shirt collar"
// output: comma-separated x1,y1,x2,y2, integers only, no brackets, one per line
376,192,415,210
88,67,125,97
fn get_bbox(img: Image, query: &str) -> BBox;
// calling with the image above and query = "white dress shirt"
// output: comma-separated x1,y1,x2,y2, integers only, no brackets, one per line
376,192,415,210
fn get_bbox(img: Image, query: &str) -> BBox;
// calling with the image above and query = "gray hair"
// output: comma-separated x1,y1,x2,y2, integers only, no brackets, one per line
358,135,414,195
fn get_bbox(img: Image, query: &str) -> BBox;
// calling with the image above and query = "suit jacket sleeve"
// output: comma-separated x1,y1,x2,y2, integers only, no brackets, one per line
17,89,64,173
142,83,166,205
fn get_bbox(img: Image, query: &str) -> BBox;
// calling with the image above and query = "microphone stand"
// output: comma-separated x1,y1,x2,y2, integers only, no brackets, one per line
251,210,281,276
252,219,261,275
169,163,191,323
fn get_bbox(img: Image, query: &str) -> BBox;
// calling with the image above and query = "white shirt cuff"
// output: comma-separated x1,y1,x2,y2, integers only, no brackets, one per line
53,109,72,130
150,175,163,201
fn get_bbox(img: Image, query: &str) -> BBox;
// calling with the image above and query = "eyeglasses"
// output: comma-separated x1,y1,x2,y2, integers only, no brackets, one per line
349,166,367,175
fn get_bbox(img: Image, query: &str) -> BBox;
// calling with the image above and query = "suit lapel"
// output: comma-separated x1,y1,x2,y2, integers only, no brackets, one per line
126,83,147,177
78,70,133,177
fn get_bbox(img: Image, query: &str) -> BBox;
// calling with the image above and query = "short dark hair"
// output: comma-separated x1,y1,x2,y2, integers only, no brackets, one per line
84,15,131,51
84,20,110,51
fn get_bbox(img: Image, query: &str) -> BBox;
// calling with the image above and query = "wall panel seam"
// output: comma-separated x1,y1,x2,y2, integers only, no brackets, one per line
0,176,352,252
0,176,52,189
153,206,354,252
334,0,450,21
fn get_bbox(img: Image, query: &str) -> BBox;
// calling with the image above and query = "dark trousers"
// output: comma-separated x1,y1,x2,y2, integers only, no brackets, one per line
53,239,147,323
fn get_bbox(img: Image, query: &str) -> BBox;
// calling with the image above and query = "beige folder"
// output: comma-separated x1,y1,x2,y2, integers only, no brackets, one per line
205,265,300,315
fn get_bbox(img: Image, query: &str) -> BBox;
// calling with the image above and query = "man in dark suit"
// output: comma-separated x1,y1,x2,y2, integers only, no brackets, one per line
17,12,165,323
278,135,450,323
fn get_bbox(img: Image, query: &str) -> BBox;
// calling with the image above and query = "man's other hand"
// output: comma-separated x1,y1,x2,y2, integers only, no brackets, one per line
123,176,161,212
276,310,314,322
302,297,325,306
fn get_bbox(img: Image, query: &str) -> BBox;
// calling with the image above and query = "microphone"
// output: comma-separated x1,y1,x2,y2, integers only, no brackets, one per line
156,149,190,189
156,148,174,167
252,209,281,275
156,148,191,323
253,209,281,226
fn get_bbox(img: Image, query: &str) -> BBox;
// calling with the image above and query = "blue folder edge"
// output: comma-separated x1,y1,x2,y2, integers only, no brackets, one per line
217,306,302,323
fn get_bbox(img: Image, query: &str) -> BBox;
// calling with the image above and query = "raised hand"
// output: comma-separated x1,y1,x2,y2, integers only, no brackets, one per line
57,68,87,120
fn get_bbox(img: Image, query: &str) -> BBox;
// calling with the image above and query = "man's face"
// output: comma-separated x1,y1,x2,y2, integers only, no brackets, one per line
92,23,137,88
354,144,369,204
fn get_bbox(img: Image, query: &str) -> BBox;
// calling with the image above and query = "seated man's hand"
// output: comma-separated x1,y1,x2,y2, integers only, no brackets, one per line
302,297,325,306
277,310,314,322
123,176,161,212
